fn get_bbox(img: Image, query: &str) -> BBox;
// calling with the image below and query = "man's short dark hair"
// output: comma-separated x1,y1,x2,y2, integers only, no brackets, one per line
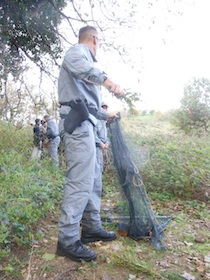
35,118,40,124
79,26,97,41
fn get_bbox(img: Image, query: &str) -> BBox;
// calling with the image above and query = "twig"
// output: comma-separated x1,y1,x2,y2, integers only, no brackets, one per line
25,240,35,280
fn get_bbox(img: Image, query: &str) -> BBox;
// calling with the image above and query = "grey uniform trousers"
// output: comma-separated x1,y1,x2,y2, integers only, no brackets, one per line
58,120,102,246
49,136,60,166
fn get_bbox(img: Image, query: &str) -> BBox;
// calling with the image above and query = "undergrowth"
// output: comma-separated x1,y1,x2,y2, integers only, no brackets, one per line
0,115,210,279
121,114,210,202
0,123,64,259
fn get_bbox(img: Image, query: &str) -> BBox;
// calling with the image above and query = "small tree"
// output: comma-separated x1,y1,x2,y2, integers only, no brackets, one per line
121,91,141,115
0,81,58,126
0,0,187,122
173,78,210,135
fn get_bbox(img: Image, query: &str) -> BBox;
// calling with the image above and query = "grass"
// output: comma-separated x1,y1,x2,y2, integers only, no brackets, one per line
0,124,64,254
120,113,210,202
110,251,165,279
0,114,210,279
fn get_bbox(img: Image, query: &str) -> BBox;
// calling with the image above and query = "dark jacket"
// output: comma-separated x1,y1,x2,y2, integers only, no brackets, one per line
33,124,42,146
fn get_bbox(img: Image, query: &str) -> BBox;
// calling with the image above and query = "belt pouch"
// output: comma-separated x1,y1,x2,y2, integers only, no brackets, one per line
64,100,89,134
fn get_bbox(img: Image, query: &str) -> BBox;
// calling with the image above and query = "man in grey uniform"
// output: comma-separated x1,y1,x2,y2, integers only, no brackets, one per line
56,26,124,262
95,102,110,163
44,114,60,166
95,102,110,197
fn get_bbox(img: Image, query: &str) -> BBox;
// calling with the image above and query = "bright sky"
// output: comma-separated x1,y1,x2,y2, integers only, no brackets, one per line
99,0,210,112
26,0,210,114
138,0,210,111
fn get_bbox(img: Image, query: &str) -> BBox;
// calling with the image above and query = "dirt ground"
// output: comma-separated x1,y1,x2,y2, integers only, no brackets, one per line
1,194,209,280
1,163,210,280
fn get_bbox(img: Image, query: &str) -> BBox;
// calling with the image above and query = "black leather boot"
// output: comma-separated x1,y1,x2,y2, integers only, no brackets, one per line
56,240,96,262
81,228,117,244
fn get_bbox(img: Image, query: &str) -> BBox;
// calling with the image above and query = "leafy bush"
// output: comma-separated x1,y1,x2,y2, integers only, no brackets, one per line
171,78,210,136
0,123,64,258
120,114,210,202
139,135,210,201
0,121,33,155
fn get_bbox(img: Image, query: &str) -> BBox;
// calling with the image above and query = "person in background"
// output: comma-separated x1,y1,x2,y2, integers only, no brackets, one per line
43,114,60,166
56,25,124,262
96,102,110,152
40,120,48,157
31,118,42,159
95,102,110,197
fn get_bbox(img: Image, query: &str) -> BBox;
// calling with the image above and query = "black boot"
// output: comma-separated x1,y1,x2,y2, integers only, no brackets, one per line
81,228,117,244
56,240,96,262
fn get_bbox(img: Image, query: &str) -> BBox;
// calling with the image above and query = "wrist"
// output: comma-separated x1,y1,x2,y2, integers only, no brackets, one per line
102,77,108,87
103,78,112,91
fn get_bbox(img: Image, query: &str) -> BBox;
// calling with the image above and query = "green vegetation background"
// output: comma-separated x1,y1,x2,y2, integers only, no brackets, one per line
0,113,209,278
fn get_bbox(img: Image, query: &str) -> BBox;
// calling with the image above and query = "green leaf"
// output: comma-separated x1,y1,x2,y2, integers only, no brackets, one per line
2,265,14,272
42,253,55,261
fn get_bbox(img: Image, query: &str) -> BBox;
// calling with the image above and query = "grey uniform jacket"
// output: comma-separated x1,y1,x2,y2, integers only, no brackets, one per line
95,119,109,146
58,44,108,132
46,118,59,140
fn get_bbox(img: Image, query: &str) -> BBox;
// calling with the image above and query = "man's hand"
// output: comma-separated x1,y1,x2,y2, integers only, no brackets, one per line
101,143,108,150
108,112,116,119
103,78,124,97
108,112,120,120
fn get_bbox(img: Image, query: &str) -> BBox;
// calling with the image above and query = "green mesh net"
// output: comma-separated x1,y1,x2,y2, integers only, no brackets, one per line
104,116,171,250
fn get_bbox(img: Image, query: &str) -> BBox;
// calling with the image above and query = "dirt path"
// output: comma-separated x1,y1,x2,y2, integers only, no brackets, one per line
16,198,210,280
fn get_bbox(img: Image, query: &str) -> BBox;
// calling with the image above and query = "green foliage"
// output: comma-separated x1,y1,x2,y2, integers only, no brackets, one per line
0,123,64,257
172,78,210,135
140,134,210,200
120,91,141,115
121,114,210,202
0,121,32,153
161,272,185,280
110,249,164,279
1,115,210,279
0,0,66,80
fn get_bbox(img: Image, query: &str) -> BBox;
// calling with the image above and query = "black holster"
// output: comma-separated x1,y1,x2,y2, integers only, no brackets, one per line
61,99,89,134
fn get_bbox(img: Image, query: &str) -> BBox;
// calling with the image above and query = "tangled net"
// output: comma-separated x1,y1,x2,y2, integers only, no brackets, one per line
106,116,171,250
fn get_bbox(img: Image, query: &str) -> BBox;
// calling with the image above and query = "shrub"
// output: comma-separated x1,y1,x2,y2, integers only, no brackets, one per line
0,123,64,257
171,78,210,136
140,135,210,201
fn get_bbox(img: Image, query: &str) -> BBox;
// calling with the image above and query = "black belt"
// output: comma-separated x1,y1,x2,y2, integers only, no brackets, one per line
60,100,97,117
